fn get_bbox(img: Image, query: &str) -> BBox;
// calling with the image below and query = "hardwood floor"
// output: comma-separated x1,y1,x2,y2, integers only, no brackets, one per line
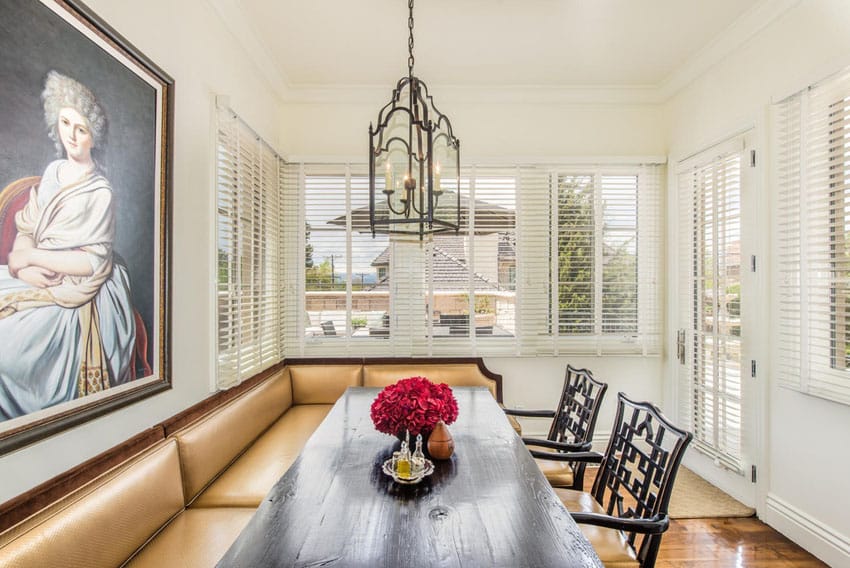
578,469,828,567
656,517,828,567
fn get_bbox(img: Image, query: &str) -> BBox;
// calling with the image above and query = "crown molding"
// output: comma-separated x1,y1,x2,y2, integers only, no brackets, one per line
284,154,668,166
205,0,290,99
657,0,802,100
281,83,664,106
209,0,800,107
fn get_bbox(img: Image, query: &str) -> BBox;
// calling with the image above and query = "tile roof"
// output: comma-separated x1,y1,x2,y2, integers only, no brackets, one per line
368,236,504,292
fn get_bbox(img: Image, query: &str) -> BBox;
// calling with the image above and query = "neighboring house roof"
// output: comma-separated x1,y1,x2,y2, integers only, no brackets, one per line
368,235,503,292
371,247,390,267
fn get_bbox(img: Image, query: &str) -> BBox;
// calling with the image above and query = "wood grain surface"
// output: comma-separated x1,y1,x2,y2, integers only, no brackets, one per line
217,387,602,568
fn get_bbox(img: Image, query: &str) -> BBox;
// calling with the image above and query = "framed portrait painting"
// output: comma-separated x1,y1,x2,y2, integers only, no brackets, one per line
0,0,173,453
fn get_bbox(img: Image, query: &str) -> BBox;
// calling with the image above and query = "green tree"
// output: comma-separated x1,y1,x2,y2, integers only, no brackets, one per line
305,259,333,290
305,223,314,269
217,249,230,286
602,240,638,333
557,179,594,333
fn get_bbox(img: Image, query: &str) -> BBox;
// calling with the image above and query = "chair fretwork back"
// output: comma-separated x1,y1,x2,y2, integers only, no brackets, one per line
547,365,607,445
591,393,692,567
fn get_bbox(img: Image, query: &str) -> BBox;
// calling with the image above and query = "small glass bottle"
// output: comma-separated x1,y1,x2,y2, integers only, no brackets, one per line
412,433,425,474
396,436,412,479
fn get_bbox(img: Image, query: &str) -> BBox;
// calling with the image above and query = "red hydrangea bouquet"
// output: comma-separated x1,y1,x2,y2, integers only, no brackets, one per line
370,376,459,437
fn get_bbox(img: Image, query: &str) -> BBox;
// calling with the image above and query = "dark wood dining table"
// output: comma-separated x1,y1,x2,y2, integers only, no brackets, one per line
217,386,603,567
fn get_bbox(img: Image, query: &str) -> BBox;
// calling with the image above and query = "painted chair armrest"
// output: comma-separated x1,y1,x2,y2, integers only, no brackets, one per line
522,437,592,452
570,512,669,535
503,408,556,418
528,449,602,462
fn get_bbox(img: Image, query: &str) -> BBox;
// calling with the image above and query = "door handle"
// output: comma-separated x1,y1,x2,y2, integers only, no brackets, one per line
676,329,686,365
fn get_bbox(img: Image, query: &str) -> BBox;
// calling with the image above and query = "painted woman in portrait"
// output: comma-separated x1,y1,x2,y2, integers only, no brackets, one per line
0,71,136,420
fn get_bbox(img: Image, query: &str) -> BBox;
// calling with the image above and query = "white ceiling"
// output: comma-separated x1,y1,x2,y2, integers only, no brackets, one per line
217,0,794,100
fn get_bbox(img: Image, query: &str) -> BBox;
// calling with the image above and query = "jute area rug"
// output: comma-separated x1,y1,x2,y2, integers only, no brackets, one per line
668,467,755,519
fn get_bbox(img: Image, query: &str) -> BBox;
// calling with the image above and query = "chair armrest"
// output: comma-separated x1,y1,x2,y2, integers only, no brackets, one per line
522,437,592,452
570,512,669,535
528,449,603,462
503,408,556,418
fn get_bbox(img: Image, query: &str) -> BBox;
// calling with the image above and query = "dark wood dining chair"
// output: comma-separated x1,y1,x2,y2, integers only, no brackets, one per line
504,365,607,489
553,392,692,568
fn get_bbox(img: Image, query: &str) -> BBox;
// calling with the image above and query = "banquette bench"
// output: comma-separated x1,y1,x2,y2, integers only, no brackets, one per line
0,357,516,567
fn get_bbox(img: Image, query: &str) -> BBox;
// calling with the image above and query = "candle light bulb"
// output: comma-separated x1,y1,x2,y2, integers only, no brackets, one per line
403,173,416,192
434,162,441,193
384,161,392,191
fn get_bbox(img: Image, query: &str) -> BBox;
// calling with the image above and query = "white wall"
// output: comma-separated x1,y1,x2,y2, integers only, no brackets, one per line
0,0,283,504
282,97,665,161
664,1,850,565
487,356,663,440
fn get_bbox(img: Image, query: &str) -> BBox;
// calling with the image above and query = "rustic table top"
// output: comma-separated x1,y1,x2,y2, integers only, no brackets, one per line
217,386,602,568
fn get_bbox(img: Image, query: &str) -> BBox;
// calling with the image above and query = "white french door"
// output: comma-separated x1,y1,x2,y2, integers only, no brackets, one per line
675,133,759,505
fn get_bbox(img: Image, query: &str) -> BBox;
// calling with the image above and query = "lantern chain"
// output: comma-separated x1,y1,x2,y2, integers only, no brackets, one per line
407,0,415,79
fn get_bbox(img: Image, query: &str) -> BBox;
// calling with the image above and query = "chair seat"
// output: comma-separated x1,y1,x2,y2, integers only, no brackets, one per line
555,488,639,568
126,508,255,567
528,444,575,487
498,404,523,435
506,413,522,435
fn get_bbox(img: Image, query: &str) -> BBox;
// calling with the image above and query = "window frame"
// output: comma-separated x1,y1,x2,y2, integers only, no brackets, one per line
284,161,662,358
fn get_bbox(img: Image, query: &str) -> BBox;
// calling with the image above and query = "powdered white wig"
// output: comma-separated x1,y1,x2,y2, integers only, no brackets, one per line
42,70,106,156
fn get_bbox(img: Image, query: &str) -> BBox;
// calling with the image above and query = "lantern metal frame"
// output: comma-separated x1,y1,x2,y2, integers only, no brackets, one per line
368,0,461,239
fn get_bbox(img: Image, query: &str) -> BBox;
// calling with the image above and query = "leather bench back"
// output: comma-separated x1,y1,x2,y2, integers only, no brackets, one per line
0,440,183,568
363,363,497,399
173,369,293,503
289,364,363,404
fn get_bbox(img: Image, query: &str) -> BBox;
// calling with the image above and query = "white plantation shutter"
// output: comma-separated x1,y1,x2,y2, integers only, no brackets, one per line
286,161,662,357
215,105,285,388
553,166,662,354
516,166,555,355
296,164,394,357
298,164,393,356
677,143,745,473
395,240,430,356
556,173,595,338
281,161,302,354
637,165,663,353
423,166,519,357
302,165,347,356
468,169,518,356
775,67,850,405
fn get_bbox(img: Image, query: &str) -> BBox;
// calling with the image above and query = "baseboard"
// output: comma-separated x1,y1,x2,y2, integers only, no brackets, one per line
764,493,850,567
591,431,610,451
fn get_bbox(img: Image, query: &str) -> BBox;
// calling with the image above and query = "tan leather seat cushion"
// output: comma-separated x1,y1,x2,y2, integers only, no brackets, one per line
505,412,523,435
191,404,333,507
289,365,362,405
555,488,639,568
526,443,575,487
125,508,255,567
0,441,184,568
175,370,293,503
363,363,497,398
